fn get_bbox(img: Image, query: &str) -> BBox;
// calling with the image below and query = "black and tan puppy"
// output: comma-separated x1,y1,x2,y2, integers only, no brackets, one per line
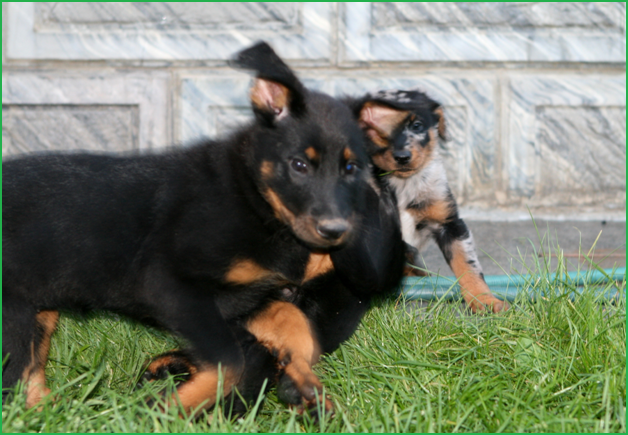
348,90,508,313
2,42,405,416
141,45,406,418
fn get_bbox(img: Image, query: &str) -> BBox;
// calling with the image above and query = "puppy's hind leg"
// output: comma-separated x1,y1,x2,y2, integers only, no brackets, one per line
3,299,37,404
140,333,278,418
150,292,246,416
2,297,58,408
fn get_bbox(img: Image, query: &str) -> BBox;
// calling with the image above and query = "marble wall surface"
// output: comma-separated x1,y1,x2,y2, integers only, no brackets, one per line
3,2,625,217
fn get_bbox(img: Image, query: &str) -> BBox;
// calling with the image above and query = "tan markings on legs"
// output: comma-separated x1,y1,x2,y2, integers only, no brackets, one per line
172,365,239,415
283,359,323,401
284,358,333,414
23,310,59,409
302,252,334,283
25,368,49,410
424,199,452,223
143,353,238,415
224,258,289,286
246,301,332,411
247,301,320,366
147,354,180,374
145,352,195,378
449,242,508,313
407,200,452,225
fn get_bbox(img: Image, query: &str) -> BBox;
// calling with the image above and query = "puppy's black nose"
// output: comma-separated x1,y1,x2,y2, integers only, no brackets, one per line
393,150,412,165
316,219,350,240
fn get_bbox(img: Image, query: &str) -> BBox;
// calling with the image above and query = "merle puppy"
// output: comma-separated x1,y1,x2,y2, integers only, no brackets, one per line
347,89,508,313
2,42,405,415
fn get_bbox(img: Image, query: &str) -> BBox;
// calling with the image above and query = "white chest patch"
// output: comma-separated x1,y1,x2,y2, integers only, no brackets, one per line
388,156,449,210
387,156,450,253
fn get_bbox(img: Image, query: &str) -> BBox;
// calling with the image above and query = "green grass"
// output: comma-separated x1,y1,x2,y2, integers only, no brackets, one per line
3,242,626,432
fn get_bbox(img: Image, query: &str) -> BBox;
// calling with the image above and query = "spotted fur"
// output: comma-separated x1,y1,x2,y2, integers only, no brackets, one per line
349,89,508,313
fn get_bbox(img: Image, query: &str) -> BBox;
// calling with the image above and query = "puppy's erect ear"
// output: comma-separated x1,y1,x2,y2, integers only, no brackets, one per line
230,41,307,124
358,101,409,148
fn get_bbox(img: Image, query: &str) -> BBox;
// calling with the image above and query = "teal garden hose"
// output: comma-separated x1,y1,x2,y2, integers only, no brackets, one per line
399,267,626,303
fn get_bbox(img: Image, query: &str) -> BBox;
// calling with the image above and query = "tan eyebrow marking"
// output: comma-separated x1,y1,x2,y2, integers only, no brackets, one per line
343,148,356,161
305,147,319,162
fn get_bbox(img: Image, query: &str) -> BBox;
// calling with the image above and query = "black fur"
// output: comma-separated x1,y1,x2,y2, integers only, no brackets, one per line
2,42,405,413
433,216,471,264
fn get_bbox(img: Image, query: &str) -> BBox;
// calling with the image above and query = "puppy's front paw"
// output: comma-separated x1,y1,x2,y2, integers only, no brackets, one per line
277,372,302,405
277,370,334,420
489,299,509,313
469,297,509,314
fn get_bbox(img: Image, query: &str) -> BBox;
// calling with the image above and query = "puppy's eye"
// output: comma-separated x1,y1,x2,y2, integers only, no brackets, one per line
290,158,309,174
344,161,358,175
410,121,424,132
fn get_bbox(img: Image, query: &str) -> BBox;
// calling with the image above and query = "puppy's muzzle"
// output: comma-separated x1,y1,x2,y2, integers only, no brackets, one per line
316,219,351,242
393,149,412,165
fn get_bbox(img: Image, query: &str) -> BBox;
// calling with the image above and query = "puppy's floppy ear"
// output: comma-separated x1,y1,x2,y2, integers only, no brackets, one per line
249,78,291,123
357,101,409,148
431,103,447,140
230,41,307,125
355,89,447,141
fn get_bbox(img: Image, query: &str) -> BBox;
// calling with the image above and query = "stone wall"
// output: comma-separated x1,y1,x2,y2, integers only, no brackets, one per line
3,2,625,218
